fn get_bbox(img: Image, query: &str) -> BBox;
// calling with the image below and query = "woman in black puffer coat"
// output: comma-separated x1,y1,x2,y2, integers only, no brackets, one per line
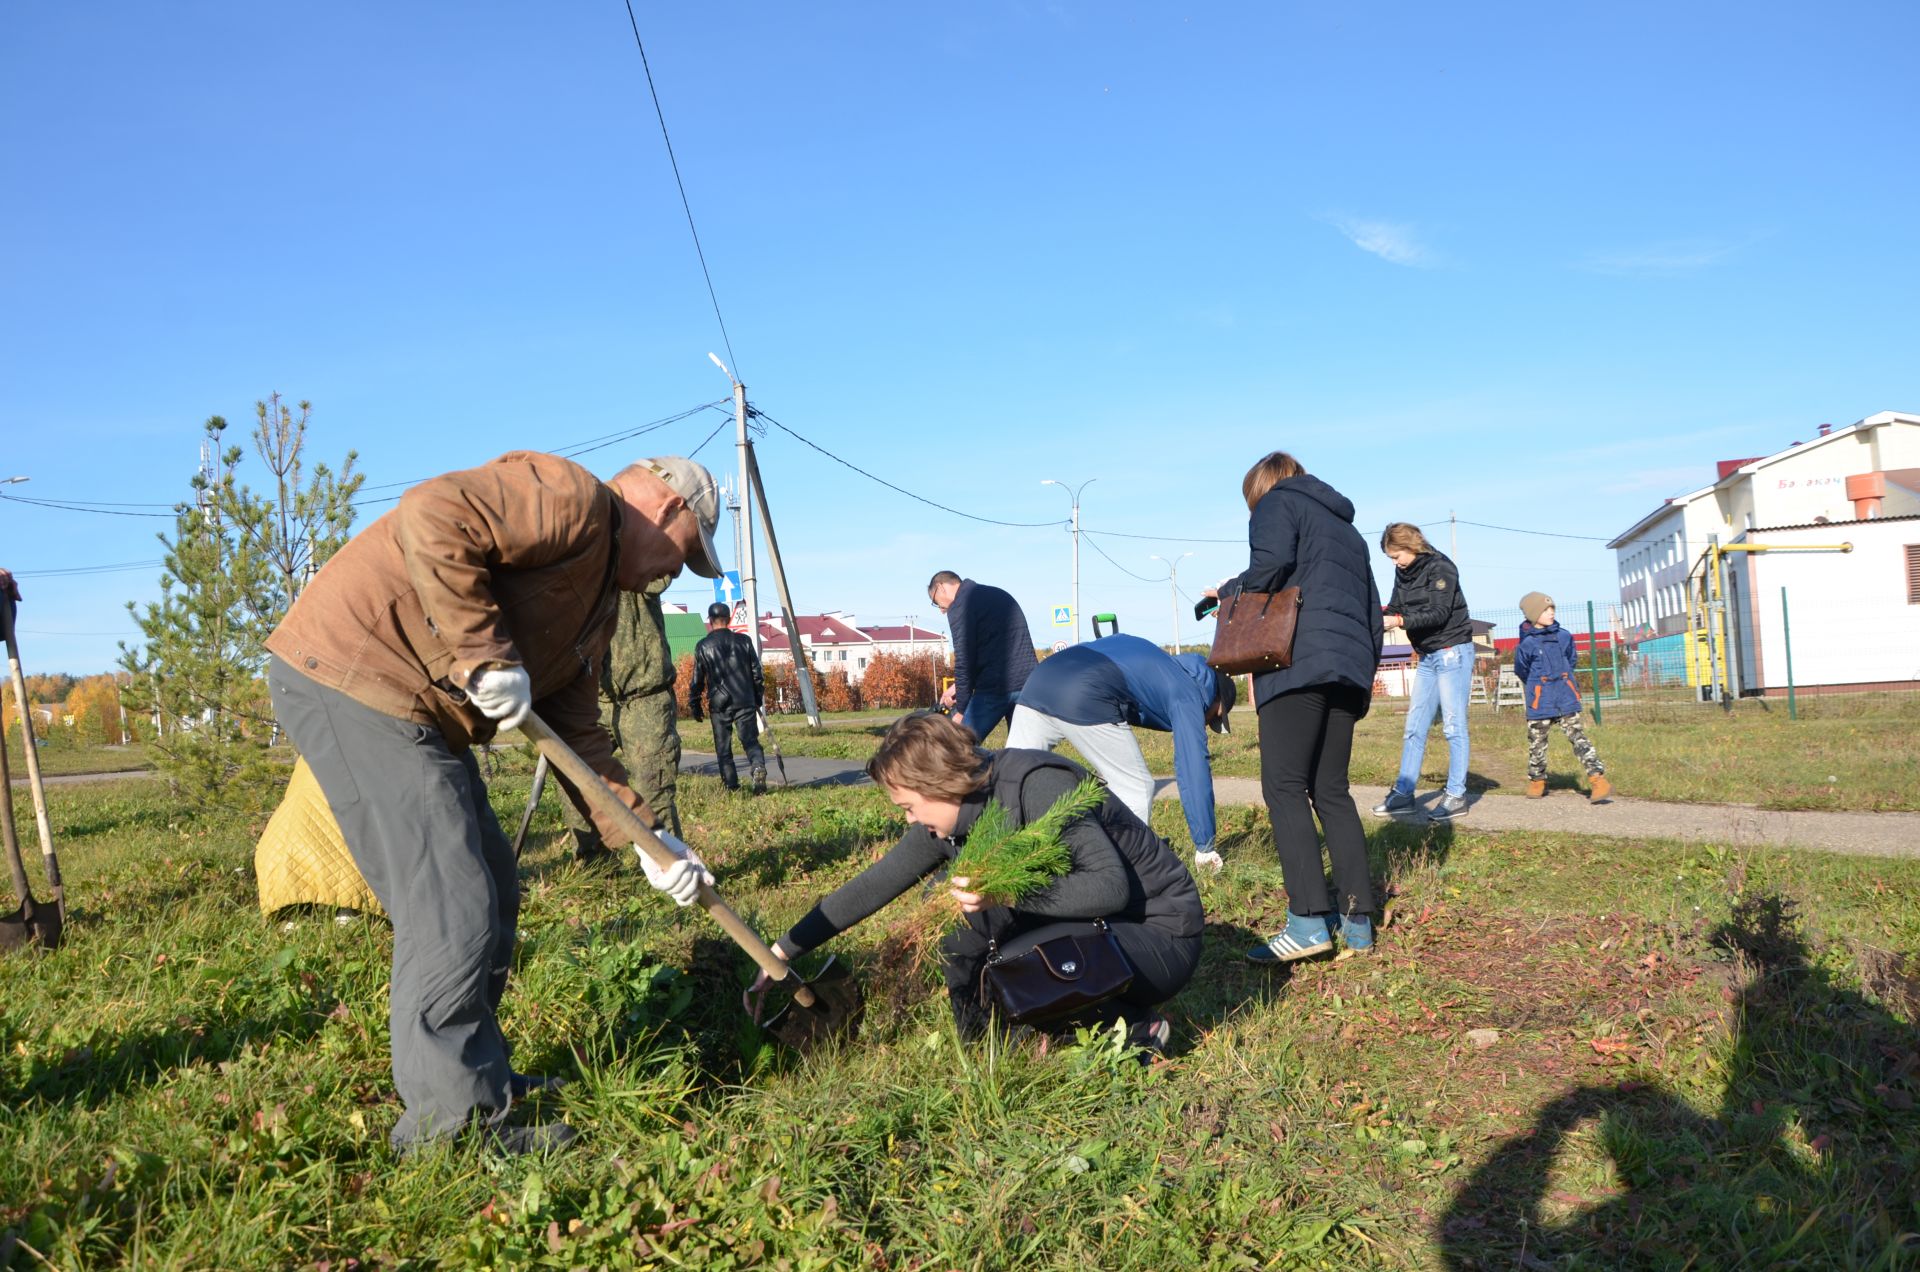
1210,451,1383,964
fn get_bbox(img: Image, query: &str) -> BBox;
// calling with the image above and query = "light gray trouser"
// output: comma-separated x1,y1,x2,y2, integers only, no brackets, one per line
267,656,517,1150
1006,705,1155,825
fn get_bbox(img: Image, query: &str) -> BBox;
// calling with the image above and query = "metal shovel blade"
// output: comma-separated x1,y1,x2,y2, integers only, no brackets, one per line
763,955,865,1052
0,898,59,952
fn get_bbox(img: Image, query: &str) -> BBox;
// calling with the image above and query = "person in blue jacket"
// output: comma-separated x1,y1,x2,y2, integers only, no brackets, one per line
1513,592,1611,802
928,571,1039,740
1007,633,1236,874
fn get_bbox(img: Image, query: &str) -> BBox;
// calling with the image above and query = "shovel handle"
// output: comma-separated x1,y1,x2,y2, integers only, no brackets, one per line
0,600,60,920
517,711,812,1002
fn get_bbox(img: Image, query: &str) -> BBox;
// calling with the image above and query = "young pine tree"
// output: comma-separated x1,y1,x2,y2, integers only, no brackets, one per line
120,401,362,815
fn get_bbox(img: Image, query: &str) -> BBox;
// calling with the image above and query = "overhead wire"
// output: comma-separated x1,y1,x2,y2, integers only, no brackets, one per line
620,0,740,378
753,410,1070,529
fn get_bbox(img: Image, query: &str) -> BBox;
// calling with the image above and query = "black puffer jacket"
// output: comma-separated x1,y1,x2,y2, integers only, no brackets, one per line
1385,550,1473,656
1229,475,1384,706
689,628,763,718
776,749,1204,958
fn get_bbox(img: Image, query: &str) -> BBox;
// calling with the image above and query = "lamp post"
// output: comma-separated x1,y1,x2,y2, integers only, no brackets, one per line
1040,477,1096,643
1151,552,1195,652
1,476,28,486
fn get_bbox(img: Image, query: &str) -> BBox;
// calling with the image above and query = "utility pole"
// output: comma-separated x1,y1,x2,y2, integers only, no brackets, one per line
1042,477,1097,643
1151,552,1194,653
1450,509,1458,560
713,354,760,662
722,477,745,584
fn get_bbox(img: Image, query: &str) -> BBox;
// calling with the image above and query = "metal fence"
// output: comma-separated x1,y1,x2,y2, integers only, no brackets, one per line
1378,596,1920,724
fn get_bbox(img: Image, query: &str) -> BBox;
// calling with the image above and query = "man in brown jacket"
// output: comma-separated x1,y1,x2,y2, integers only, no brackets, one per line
265,450,723,1154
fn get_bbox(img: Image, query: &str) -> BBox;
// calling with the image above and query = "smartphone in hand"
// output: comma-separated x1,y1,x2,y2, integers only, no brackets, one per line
1194,595,1220,621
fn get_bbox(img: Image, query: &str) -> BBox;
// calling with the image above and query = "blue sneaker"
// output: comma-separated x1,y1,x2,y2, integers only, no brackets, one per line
1246,913,1336,964
1337,914,1375,953
1370,791,1416,817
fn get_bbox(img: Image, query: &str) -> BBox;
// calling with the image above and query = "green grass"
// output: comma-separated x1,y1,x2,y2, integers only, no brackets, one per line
697,695,1920,812
4,739,152,778
2,774,1917,1267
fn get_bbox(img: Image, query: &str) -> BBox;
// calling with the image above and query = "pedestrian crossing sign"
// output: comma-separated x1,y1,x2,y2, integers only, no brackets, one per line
1052,606,1072,626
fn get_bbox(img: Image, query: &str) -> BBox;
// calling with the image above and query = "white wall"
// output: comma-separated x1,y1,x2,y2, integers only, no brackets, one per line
1744,520,1920,689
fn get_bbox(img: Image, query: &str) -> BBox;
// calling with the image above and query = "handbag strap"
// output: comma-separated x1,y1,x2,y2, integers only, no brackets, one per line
986,916,1110,964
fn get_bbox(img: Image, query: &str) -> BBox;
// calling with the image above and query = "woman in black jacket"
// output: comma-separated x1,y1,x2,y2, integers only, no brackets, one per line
1373,522,1476,821
1211,451,1383,962
749,712,1204,1051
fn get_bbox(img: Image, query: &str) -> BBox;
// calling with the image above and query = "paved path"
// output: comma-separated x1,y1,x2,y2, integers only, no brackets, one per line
681,751,1920,861
26,755,1916,860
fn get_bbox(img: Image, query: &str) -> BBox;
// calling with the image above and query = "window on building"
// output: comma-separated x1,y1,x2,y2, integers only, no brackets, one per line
1907,545,1920,604
857,657,867,669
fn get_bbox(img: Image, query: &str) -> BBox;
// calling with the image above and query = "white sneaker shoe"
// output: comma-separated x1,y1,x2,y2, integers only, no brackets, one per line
1192,849,1224,875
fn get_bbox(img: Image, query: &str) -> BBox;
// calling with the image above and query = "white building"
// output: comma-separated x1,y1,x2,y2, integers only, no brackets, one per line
754,612,947,684
1731,514,1920,695
1608,410,1920,691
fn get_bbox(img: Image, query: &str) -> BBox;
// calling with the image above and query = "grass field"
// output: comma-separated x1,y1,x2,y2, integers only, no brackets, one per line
692,694,1920,813
3,739,151,779
2,773,1916,1267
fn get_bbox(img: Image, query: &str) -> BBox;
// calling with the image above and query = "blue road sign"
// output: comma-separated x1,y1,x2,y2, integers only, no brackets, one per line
714,571,742,608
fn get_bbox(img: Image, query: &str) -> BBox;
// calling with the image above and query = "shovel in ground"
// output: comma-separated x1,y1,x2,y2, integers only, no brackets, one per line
755,708,790,788
0,597,61,951
0,729,59,951
518,710,861,1051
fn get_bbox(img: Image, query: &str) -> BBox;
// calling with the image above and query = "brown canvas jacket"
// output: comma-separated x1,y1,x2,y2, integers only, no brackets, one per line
266,450,661,842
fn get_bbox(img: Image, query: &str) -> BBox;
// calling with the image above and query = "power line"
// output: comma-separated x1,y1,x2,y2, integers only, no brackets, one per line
13,560,165,577
1082,532,1160,582
1082,528,1244,545
755,410,1070,529
0,492,176,518
620,0,740,378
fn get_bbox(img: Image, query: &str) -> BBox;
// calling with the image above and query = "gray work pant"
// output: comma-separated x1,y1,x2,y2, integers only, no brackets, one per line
267,655,517,1149
1006,705,1155,825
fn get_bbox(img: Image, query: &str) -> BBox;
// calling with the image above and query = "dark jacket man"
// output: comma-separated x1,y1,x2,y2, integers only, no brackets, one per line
1231,475,1384,706
1385,549,1473,656
930,573,1038,738
689,602,766,791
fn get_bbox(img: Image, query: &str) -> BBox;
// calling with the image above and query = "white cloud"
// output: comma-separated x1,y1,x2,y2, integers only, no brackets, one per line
1326,216,1435,267
1578,234,1764,275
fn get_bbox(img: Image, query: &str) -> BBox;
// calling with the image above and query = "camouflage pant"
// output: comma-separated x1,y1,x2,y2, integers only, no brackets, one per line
561,689,682,853
1526,712,1604,780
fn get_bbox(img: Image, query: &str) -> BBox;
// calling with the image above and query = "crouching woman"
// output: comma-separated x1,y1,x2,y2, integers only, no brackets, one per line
752,712,1204,1050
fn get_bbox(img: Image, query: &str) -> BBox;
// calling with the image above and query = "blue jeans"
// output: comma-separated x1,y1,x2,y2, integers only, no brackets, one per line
959,691,1018,741
1393,641,1474,799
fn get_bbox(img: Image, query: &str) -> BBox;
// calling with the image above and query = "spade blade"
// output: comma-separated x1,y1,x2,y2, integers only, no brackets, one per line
763,955,865,1052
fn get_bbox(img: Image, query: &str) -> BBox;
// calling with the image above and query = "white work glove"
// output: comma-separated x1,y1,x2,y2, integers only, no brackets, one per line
636,831,714,907
468,666,532,731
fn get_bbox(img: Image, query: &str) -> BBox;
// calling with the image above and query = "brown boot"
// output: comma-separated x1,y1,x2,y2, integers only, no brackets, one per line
1526,779,1547,799
1589,775,1612,802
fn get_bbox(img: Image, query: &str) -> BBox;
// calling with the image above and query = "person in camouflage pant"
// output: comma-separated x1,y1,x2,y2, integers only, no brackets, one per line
1514,593,1611,802
561,575,682,856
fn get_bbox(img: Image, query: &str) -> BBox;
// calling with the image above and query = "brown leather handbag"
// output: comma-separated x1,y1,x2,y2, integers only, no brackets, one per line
981,920,1135,1026
1206,587,1302,675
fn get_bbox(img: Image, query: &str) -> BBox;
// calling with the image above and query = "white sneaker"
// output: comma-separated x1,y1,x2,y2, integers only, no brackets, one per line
1192,849,1224,875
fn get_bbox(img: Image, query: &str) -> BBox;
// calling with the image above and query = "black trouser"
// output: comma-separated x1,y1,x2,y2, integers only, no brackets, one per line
1257,682,1375,919
939,911,1201,1036
709,707,765,789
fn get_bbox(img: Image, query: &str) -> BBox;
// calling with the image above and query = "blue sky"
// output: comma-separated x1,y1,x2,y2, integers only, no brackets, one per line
3,2,1915,673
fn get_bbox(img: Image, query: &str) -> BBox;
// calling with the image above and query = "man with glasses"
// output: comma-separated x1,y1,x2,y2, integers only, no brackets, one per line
265,452,723,1156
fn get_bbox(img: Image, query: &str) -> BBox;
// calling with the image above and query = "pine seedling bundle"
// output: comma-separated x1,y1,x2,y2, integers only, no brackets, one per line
883,777,1107,974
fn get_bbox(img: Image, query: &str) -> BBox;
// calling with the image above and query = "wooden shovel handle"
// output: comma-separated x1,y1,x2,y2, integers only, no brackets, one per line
517,711,811,1001
0,599,60,919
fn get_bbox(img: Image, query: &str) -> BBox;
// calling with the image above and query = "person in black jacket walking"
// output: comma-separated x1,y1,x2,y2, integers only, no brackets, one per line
1208,451,1384,963
689,601,767,793
928,571,1038,740
1372,523,1476,821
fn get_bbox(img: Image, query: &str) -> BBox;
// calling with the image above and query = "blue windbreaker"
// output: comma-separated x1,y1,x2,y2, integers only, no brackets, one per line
1513,621,1583,720
1014,633,1219,851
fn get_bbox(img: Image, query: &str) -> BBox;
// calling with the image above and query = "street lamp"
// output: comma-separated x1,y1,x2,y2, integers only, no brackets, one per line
1151,552,1195,652
1041,477,1097,643
1,476,28,485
